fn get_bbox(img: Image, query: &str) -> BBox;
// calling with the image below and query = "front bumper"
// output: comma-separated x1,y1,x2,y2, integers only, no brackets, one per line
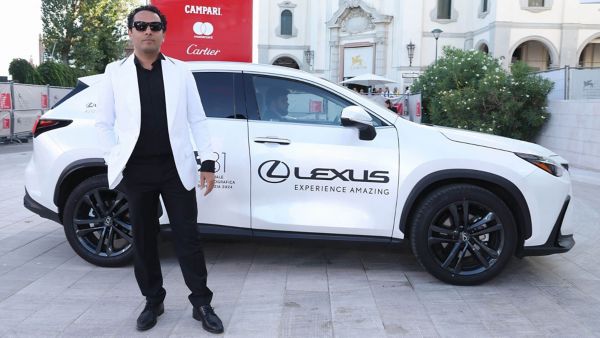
24,189,61,224
518,197,574,257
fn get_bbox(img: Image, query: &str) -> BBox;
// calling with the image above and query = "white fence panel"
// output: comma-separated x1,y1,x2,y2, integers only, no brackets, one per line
0,111,11,138
13,84,47,110
49,87,72,107
13,110,42,136
538,69,565,100
0,83,12,110
569,68,600,100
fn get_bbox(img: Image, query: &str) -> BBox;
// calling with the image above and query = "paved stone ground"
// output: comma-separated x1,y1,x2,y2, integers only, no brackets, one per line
1,145,600,337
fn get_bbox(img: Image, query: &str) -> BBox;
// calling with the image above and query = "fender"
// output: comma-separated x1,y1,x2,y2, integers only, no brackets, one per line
399,169,532,240
53,158,106,207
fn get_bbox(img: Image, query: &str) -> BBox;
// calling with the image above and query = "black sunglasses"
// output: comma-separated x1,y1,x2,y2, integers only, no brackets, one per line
132,21,163,32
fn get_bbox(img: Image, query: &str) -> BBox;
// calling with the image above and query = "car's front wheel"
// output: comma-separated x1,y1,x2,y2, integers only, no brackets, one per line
410,184,517,285
63,175,134,267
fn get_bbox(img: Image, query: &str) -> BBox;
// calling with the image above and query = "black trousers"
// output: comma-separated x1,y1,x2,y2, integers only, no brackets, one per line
118,155,213,308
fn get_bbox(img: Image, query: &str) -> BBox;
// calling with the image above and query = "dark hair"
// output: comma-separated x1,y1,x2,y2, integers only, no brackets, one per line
267,87,289,100
127,5,167,32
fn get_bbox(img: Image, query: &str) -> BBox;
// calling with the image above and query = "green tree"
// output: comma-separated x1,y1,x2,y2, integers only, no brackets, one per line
411,47,553,141
41,0,84,65
42,0,134,73
8,59,42,84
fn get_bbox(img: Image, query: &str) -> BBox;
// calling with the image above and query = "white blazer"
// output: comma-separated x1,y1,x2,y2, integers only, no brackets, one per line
95,54,216,190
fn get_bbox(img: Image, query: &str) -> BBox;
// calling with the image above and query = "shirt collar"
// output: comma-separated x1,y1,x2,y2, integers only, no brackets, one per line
133,53,165,67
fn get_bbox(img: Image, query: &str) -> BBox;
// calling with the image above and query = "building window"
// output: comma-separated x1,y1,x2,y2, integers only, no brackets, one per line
478,0,490,18
528,0,544,6
437,0,452,19
521,0,552,11
281,10,292,36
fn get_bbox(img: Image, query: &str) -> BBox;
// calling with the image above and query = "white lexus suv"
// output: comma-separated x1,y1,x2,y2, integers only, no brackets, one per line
24,62,574,285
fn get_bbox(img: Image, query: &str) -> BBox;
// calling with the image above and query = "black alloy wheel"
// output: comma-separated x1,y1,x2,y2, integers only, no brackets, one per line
63,175,134,267
410,184,517,285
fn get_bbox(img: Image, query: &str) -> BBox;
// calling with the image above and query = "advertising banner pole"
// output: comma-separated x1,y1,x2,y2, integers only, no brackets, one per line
46,84,50,113
9,81,16,143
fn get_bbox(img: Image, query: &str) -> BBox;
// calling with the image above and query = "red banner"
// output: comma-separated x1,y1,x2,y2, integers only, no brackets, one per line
309,100,323,113
0,93,11,110
394,102,403,115
152,0,252,62
41,94,48,109
2,118,9,129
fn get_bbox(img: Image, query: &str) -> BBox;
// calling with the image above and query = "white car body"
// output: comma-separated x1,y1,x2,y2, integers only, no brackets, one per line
24,61,574,284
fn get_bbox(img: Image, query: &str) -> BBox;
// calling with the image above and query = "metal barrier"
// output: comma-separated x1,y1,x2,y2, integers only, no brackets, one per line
0,82,72,143
537,66,600,100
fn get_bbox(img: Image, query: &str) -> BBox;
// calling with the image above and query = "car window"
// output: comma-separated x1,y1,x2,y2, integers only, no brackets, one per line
249,75,382,126
193,72,245,119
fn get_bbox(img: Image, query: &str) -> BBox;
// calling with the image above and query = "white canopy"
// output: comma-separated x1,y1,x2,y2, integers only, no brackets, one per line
340,73,398,87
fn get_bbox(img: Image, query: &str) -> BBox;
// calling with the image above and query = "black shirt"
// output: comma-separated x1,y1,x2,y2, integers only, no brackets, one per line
129,53,172,161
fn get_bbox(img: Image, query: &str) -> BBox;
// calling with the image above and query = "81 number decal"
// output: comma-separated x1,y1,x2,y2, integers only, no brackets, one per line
196,151,226,173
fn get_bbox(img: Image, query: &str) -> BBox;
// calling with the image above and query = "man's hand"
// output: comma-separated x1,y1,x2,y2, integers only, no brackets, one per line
198,172,215,196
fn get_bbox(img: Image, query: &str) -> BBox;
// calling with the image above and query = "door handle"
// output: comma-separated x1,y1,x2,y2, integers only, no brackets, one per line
253,137,291,145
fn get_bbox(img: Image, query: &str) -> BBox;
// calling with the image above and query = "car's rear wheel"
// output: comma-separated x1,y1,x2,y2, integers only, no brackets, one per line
410,184,517,285
63,174,134,267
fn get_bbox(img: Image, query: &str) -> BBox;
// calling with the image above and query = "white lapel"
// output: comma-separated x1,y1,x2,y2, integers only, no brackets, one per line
118,55,141,128
161,56,180,132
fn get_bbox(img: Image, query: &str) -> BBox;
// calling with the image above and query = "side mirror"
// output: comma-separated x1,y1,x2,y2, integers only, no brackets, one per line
340,106,377,141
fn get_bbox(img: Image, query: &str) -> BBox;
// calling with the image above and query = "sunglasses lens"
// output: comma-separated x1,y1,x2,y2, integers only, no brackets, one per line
133,21,162,32
133,21,148,31
149,22,163,31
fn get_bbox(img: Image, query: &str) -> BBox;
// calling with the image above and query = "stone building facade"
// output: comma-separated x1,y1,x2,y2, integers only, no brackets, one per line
257,0,600,88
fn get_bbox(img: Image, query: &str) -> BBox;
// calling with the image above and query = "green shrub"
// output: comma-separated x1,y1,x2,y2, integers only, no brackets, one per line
411,47,553,141
37,61,78,87
8,59,42,84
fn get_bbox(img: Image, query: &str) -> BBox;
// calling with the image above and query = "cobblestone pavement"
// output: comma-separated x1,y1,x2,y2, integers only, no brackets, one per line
1,145,600,337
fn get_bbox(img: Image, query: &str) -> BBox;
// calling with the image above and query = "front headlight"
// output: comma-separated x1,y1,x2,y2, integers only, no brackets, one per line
515,153,565,177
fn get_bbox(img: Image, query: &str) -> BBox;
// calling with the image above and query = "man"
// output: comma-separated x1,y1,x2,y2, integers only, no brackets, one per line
95,5,223,334
385,99,398,113
261,87,291,121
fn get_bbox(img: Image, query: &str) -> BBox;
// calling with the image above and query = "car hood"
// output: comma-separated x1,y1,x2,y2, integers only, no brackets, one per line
435,126,557,158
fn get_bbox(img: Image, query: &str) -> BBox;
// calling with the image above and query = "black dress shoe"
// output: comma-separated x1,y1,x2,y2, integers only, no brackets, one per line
193,305,224,334
136,302,164,331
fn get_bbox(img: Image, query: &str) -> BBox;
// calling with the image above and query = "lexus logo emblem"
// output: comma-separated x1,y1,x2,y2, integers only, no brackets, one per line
258,160,290,183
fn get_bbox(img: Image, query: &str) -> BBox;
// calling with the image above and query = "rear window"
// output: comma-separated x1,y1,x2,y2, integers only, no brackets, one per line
52,81,89,109
193,72,246,119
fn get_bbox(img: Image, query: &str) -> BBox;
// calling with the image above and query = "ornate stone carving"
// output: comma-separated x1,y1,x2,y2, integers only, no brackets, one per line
340,8,375,34
278,1,296,9
346,0,361,8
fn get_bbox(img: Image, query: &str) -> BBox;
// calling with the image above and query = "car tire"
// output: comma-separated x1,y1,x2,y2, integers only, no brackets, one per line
410,184,517,285
63,174,134,267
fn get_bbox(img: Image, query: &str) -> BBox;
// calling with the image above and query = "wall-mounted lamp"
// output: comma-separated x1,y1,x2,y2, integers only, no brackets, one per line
304,49,314,71
406,41,416,67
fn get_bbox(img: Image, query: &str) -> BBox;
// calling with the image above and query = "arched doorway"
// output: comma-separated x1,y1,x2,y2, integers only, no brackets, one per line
478,43,489,54
579,38,600,68
511,40,552,71
273,56,299,69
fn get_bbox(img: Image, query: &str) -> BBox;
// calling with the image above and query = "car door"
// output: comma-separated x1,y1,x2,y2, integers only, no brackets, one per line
192,71,251,230
245,73,399,238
